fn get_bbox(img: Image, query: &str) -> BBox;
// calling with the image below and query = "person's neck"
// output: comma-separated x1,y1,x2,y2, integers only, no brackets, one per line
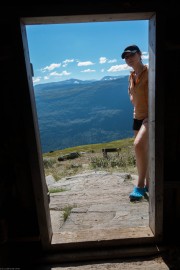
134,63,144,76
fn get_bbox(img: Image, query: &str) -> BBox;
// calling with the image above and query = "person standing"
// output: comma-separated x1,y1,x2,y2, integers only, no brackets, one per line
121,45,149,201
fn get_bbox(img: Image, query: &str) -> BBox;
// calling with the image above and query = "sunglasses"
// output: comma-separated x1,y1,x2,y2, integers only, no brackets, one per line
124,52,136,60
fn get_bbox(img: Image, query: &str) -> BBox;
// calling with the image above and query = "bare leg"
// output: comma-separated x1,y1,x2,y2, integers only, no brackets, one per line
134,121,148,188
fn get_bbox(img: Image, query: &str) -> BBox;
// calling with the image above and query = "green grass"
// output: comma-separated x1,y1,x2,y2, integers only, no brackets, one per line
42,137,137,180
49,187,67,193
43,137,134,158
63,205,76,222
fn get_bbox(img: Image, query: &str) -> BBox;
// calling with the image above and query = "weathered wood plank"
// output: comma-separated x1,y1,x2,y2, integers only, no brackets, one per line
51,226,154,249
102,148,121,158
34,244,166,265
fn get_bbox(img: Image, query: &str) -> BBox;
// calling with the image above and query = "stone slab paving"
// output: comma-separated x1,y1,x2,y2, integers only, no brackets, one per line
40,174,171,269
47,171,149,233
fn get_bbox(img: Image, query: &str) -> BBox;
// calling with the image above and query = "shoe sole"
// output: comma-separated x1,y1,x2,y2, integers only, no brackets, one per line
129,196,143,202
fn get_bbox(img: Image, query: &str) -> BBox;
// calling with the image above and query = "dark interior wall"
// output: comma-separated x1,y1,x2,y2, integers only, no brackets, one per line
0,17,41,266
164,15,180,181
1,18,39,240
162,10,180,239
0,0,179,265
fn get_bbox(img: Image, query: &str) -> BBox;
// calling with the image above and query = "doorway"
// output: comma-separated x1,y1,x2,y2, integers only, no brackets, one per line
20,12,161,251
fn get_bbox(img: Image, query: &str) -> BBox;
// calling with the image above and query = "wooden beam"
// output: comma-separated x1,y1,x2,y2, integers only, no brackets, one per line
34,245,167,265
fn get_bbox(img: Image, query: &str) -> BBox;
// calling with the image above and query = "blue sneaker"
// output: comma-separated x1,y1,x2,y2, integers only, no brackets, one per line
129,187,146,201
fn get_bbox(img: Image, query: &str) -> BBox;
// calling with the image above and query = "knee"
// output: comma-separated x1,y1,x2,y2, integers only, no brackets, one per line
134,139,148,153
134,139,142,152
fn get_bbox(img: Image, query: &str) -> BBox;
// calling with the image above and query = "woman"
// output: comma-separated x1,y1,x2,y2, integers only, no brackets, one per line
121,45,149,201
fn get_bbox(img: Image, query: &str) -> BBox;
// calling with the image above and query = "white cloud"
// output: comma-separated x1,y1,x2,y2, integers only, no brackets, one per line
33,76,41,83
81,69,96,73
101,69,104,72
41,63,61,72
142,52,149,60
62,59,75,67
108,59,117,63
99,57,107,64
77,61,94,66
61,70,71,76
142,54,149,60
107,64,131,72
50,70,71,77
44,76,49,80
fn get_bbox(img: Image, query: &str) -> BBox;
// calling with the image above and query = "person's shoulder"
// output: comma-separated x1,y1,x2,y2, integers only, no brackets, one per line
129,70,135,79
144,65,149,71
142,65,148,76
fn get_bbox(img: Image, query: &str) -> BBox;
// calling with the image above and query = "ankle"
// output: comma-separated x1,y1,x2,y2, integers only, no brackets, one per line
137,185,144,189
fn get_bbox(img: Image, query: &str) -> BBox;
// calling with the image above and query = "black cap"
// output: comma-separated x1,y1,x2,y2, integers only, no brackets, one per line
121,45,141,59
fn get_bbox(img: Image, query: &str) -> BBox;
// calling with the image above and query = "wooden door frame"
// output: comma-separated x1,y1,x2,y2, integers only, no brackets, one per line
20,11,163,252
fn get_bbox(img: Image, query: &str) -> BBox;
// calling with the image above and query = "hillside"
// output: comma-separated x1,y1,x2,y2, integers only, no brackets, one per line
34,76,133,153
43,137,137,181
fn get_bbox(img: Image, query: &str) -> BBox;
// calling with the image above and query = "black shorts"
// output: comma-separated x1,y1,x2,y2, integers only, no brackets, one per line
133,119,144,131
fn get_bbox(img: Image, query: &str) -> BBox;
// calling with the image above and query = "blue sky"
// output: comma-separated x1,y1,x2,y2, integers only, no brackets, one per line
26,20,149,85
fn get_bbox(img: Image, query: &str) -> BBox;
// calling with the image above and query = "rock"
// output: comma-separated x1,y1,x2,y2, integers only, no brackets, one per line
58,152,80,161
46,175,55,186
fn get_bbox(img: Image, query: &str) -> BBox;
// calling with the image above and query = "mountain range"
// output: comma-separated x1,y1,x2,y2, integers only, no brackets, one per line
33,75,134,153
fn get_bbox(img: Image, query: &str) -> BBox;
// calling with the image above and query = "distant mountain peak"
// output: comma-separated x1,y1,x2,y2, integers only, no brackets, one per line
34,76,129,89
64,78,82,83
100,75,125,81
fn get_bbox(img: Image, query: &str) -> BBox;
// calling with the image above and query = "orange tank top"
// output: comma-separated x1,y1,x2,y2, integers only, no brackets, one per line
128,65,148,120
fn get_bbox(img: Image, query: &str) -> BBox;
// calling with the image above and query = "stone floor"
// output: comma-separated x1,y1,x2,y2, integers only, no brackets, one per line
34,172,178,269
47,171,149,233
